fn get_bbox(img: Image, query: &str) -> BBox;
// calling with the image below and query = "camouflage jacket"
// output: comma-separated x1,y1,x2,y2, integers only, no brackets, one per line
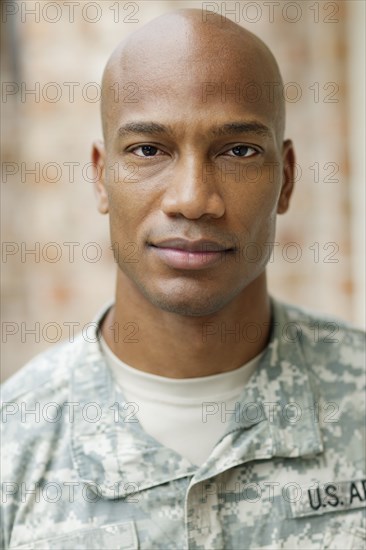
1,298,365,549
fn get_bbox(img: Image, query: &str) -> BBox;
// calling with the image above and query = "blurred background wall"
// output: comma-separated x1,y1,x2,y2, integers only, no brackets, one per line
1,0,365,382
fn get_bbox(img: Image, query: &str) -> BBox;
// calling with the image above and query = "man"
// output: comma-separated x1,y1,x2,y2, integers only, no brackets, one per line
1,8,365,550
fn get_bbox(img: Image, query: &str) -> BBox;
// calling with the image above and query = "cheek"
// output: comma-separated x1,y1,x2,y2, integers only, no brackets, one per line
105,187,134,244
230,182,279,234
106,173,144,225
229,157,282,206
106,157,159,216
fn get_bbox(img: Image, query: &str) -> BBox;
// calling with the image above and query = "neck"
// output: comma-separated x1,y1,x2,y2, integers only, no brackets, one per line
101,270,271,379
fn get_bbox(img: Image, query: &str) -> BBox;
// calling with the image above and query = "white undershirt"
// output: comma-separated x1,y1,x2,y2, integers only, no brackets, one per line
99,333,265,466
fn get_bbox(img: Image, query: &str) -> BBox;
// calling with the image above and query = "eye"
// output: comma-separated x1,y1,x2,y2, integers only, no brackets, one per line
224,145,259,158
130,145,165,158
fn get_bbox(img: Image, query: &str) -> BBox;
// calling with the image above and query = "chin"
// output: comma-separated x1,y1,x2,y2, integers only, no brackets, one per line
149,295,222,317
138,278,241,318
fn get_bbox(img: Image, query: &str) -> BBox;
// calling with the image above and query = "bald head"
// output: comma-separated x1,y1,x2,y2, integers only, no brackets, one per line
100,8,285,144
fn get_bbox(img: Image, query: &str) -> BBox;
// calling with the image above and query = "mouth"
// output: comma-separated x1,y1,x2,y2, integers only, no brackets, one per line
148,238,235,270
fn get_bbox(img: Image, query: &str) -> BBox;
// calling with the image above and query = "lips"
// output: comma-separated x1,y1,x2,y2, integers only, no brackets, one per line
150,238,233,253
148,238,235,270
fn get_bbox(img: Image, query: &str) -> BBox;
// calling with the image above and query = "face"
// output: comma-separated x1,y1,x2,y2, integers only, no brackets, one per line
93,34,295,317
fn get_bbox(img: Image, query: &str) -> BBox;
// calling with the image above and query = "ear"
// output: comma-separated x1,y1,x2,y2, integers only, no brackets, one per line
92,140,109,214
277,139,296,214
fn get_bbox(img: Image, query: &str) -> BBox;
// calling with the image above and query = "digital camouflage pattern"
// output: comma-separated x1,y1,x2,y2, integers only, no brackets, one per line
1,297,365,549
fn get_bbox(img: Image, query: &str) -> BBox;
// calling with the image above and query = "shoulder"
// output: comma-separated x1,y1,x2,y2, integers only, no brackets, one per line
274,298,365,359
0,337,87,451
1,336,83,406
1,300,113,405
0,333,95,459
0,337,91,548
273,298,365,402
0,334,96,492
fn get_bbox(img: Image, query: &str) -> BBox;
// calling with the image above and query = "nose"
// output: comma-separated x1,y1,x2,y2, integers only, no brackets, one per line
161,155,225,220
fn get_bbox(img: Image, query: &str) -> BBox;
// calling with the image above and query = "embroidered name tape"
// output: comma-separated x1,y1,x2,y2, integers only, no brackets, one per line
288,479,366,518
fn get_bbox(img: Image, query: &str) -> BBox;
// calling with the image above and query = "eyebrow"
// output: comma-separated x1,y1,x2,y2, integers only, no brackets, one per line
117,121,271,138
118,122,171,137
211,122,271,138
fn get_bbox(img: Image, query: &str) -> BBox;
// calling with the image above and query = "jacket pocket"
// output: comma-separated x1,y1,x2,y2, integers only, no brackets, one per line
10,521,138,550
322,519,366,550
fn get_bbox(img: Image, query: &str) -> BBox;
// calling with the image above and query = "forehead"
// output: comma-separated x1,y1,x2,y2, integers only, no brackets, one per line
103,56,281,140
101,17,283,143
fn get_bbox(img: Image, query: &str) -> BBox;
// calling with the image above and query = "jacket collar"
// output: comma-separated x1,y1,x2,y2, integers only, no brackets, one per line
195,298,324,482
70,297,323,498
